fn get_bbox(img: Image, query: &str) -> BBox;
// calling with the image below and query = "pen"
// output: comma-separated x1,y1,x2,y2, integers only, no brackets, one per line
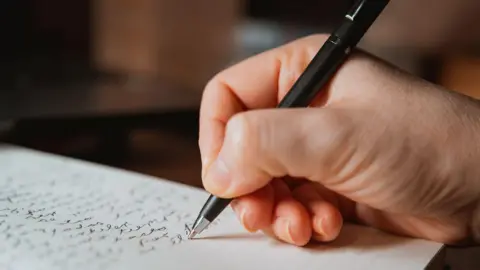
188,0,390,239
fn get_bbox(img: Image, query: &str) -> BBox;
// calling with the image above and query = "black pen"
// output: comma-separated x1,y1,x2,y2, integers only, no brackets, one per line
188,0,390,239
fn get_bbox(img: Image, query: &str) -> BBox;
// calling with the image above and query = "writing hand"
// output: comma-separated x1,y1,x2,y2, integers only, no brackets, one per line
199,34,480,246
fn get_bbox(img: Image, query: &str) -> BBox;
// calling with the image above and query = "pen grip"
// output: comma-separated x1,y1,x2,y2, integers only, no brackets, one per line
194,0,391,233
199,195,232,222
199,37,350,224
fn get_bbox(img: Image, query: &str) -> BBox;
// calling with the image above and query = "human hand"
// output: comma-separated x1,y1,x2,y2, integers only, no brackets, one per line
199,35,480,246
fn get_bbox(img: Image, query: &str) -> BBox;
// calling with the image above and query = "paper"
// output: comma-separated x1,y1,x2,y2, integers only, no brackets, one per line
0,144,443,270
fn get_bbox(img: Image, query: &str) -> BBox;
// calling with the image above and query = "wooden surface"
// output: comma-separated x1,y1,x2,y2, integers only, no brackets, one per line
0,74,202,121
440,55,480,99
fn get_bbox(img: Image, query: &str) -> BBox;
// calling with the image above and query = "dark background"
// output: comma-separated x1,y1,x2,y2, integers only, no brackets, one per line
0,0,354,186
1,0,479,189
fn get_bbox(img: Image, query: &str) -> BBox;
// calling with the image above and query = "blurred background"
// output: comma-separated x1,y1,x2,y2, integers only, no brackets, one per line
1,1,480,267
2,0,480,187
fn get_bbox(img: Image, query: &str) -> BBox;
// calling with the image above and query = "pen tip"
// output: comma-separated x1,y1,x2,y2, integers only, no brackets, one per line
188,230,198,240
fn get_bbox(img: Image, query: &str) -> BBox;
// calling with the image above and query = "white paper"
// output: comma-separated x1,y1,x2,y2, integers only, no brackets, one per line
0,144,443,270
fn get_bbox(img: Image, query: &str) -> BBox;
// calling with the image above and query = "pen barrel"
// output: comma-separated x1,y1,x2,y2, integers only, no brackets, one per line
199,195,232,222
277,40,349,108
277,0,389,109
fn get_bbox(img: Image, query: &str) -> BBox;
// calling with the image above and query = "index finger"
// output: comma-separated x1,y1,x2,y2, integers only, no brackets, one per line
199,35,328,176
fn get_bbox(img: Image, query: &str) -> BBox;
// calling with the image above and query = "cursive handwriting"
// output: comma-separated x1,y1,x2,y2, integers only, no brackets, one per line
0,148,229,270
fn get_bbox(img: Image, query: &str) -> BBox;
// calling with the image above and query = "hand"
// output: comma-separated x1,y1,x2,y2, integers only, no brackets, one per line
199,35,480,246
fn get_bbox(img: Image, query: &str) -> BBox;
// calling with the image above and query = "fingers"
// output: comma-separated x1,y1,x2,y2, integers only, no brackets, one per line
231,179,312,246
259,181,345,245
230,184,274,232
202,107,354,198
231,180,350,245
269,180,312,246
292,183,343,242
199,34,329,178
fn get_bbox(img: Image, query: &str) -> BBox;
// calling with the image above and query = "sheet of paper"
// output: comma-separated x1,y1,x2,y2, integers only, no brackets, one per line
0,144,443,270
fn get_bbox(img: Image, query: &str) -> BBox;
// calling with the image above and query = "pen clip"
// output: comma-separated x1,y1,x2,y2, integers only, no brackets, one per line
345,0,389,25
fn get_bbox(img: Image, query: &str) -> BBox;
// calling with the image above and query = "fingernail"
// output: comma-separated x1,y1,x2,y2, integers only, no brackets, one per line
231,201,255,232
314,216,326,236
204,157,231,193
275,218,294,243
285,221,294,243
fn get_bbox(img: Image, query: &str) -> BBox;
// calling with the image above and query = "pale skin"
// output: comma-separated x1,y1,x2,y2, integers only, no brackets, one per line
199,34,480,247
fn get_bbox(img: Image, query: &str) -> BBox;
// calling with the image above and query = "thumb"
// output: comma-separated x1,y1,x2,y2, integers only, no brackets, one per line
202,107,353,198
